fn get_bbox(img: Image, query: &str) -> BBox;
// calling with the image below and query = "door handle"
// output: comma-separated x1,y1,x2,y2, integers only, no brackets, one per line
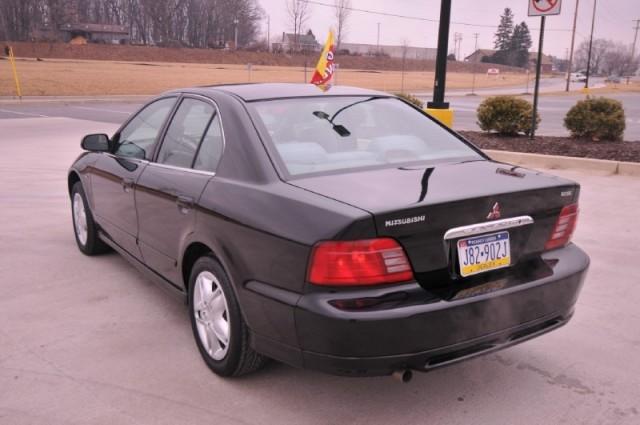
176,195,194,214
122,178,134,193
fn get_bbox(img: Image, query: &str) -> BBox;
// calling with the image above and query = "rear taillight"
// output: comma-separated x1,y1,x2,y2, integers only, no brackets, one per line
545,203,579,250
307,238,414,286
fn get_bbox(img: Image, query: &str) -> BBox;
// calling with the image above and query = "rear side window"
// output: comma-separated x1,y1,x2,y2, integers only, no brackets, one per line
193,113,224,173
251,97,481,177
115,97,175,160
157,99,214,168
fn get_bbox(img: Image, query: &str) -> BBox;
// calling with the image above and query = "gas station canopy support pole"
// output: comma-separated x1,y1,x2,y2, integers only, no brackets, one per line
426,0,454,128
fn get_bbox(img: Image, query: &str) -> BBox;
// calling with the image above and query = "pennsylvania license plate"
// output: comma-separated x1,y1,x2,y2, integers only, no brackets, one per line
457,231,511,277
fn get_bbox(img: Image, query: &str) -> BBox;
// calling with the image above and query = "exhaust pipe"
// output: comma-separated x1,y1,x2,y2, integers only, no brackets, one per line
392,369,413,383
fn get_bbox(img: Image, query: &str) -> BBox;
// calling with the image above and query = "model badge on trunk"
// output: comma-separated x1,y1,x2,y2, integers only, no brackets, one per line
385,215,426,228
486,202,501,220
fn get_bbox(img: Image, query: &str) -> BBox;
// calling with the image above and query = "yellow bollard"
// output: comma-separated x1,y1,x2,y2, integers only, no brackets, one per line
8,46,22,99
425,107,455,128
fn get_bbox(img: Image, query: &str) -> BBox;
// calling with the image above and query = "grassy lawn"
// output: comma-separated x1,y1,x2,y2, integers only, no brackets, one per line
1,57,533,96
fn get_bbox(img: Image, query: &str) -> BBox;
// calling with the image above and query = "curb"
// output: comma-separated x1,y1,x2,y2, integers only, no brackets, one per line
484,150,640,177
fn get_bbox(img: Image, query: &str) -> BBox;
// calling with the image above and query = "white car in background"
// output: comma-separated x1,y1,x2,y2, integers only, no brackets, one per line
569,72,587,83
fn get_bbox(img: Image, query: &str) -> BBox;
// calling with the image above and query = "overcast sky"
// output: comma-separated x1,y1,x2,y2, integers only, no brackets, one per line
259,0,638,59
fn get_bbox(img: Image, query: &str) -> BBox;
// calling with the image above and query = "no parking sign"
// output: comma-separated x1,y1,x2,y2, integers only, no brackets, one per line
526,0,562,139
528,0,562,16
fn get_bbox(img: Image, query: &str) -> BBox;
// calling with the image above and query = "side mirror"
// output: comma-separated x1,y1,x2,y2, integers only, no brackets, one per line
81,134,110,152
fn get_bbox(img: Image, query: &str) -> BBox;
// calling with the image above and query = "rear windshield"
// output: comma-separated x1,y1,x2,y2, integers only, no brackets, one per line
250,96,482,177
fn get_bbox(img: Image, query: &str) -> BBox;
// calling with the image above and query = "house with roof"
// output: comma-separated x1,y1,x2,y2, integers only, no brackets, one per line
30,0,129,44
272,31,320,53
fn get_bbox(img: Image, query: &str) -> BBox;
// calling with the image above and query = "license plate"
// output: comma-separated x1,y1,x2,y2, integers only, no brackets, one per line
457,231,511,277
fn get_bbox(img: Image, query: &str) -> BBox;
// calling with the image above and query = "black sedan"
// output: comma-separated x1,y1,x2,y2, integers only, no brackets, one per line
68,83,589,380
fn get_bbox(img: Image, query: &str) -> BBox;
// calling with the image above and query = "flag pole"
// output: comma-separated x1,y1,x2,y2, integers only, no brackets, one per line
8,46,22,100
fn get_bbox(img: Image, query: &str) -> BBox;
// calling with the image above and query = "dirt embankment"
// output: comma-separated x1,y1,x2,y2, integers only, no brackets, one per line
3,41,526,73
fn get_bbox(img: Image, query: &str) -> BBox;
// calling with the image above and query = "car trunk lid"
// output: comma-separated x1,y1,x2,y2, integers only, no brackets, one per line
288,159,579,276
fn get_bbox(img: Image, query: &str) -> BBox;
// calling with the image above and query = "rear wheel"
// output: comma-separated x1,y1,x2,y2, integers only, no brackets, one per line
188,255,267,377
71,182,109,255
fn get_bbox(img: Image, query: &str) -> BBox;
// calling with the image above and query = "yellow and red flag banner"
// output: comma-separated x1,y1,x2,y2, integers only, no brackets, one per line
310,30,336,91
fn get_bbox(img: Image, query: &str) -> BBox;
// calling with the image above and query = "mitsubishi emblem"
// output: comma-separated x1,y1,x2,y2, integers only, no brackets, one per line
487,202,501,220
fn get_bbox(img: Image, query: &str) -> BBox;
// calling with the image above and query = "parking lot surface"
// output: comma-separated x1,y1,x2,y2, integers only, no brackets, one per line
1,85,639,141
1,116,639,425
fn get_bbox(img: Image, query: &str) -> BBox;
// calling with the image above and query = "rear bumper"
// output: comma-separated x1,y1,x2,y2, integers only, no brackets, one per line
294,244,589,376
301,309,573,376
246,244,588,376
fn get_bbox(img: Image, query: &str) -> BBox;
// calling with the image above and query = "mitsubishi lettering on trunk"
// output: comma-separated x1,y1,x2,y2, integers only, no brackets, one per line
68,84,589,379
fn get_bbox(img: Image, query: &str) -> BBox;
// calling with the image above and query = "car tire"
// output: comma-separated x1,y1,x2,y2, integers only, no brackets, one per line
188,255,267,377
71,182,110,255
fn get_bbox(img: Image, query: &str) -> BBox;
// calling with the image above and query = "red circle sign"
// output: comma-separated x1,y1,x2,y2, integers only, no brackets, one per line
532,0,558,12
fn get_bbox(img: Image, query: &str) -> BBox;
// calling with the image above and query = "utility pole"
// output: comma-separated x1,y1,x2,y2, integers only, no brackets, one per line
629,19,640,84
453,32,460,60
377,22,381,53
427,0,453,122
585,0,597,89
632,19,640,60
471,33,479,95
565,0,580,91
456,32,462,60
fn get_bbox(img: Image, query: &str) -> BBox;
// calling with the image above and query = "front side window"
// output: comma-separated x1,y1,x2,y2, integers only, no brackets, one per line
115,97,176,160
251,96,482,177
156,98,215,168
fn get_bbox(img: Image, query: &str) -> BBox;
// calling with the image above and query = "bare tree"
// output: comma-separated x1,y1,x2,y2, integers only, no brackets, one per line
574,38,613,75
334,0,350,50
285,0,311,51
0,0,263,48
602,42,639,76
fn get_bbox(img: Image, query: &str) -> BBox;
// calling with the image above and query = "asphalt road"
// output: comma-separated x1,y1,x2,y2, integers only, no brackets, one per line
446,92,640,140
1,86,638,141
1,115,639,425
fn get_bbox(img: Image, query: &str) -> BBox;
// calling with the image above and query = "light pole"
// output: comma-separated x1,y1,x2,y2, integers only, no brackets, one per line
377,22,381,54
427,0,453,119
267,15,271,52
234,18,239,50
471,33,479,95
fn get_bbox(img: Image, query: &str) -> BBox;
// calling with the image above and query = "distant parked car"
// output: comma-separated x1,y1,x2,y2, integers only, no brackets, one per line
605,75,621,84
570,72,586,83
68,83,590,380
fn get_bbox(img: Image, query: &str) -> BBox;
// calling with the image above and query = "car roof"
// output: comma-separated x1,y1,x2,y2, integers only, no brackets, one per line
173,83,390,102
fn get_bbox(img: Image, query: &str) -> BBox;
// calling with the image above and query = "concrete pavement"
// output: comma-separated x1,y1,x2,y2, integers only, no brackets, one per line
1,116,640,425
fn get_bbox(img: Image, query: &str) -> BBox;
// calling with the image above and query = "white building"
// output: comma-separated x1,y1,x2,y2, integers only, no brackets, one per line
340,43,437,60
